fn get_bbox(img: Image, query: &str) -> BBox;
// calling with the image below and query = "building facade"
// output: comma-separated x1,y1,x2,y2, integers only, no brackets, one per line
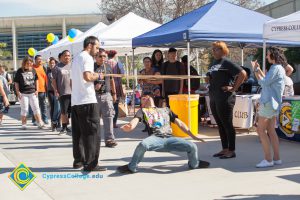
257,0,300,18
0,14,107,71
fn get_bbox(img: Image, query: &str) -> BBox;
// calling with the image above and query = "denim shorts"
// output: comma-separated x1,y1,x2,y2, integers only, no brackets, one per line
258,102,277,119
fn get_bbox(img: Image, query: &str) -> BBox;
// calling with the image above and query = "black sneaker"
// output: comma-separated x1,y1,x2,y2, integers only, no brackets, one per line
66,127,72,133
117,165,134,174
83,165,107,172
73,162,84,169
59,128,67,135
198,160,210,168
105,140,118,148
3,106,9,113
51,123,57,132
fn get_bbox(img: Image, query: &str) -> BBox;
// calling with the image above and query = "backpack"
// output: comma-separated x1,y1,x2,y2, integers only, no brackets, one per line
0,76,9,95
112,62,125,98
5,72,10,82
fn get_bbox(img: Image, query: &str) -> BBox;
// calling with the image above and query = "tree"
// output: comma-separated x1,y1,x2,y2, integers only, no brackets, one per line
229,0,264,10
99,0,208,24
0,43,12,60
253,47,300,72
98,0,264,24
285,48,300,65
98,0,265,75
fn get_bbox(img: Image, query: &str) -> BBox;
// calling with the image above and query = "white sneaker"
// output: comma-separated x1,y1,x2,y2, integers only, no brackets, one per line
21,124,27,130
38,123,45,129
274,160,282,165
256,159,274,168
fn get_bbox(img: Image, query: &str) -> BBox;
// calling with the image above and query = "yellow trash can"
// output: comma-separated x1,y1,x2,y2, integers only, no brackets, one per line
169,94,199,137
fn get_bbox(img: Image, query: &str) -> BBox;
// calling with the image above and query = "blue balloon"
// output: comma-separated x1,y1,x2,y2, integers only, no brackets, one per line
52,35,59,44
68,28,77,39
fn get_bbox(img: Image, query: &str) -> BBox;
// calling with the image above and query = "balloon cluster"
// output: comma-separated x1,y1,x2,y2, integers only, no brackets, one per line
28,47,37,57
46,33,59,44
67,29,78,42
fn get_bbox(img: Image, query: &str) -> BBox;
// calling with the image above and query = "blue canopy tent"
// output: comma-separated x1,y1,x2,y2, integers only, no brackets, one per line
131,0,278,128
132,0,274,48
131,0,297,128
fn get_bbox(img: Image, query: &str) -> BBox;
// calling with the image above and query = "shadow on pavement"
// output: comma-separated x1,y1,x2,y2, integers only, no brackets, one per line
277,173,300,184
216,194,300,200
102,156,185,163
0,166,82,174
3,144,72,150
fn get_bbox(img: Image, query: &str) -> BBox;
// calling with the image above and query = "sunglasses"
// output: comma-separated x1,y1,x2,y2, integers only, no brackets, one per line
212,48,221,52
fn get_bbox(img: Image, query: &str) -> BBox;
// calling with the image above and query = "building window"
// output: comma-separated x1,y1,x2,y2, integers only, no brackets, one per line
17,31,62,59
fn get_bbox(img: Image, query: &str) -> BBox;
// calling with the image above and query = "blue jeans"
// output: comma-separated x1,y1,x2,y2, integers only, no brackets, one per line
48,91,61,125
128,135,199,172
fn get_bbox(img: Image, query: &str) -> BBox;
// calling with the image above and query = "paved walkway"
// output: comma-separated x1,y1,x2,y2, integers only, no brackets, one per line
0,105,300,200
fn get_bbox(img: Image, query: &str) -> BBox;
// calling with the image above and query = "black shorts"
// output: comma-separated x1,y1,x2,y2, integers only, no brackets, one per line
59,95,71,115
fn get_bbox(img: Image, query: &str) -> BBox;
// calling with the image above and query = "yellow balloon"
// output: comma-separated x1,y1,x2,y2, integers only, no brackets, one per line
28,48,36,57
47,33,55,43
68,36,75,42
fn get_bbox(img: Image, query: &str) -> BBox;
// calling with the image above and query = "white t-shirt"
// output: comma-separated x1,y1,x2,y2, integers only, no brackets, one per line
71,51,97,106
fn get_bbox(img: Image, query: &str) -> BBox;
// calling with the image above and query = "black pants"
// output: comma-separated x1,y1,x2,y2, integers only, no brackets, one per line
210,95,236,151
71,103,100,170
113,100,119,125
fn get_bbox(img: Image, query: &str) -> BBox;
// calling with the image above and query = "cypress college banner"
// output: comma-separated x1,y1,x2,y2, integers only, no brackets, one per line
263,11,300,42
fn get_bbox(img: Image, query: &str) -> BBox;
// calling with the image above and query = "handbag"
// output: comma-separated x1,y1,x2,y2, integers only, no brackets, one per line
118,99,128,117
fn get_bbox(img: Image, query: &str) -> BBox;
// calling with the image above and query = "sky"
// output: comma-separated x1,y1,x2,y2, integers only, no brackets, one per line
0,0,278,17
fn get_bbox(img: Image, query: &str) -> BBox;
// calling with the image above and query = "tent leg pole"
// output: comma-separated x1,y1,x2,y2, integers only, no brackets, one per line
263,40,266,73
125,54,129,89
241,47,244,66
132,48,136,115
196,48,200,74
187,41,191,131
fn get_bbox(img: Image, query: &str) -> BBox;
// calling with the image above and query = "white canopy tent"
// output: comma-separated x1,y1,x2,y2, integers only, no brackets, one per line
263,11,300,42
38,23,107,59
38,29,83,59
39,13,162,59
262,11,300,71
94,12,161,56
55,22,108,58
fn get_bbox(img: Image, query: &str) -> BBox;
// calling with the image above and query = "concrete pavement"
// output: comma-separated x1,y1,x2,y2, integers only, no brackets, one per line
0,105,300,200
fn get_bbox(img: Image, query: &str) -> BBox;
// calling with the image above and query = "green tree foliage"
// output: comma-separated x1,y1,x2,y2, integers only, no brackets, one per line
253,47,300,70
285,48,300,65
0,43,12,59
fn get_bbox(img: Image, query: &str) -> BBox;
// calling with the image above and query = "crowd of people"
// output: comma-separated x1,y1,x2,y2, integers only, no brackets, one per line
0,37,295,172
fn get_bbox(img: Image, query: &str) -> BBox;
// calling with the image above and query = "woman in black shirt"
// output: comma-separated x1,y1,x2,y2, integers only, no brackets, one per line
14,56,44,129
207,41,246,159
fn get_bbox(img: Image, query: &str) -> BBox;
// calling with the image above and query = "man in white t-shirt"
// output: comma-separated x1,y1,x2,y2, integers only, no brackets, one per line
71,36,106,172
